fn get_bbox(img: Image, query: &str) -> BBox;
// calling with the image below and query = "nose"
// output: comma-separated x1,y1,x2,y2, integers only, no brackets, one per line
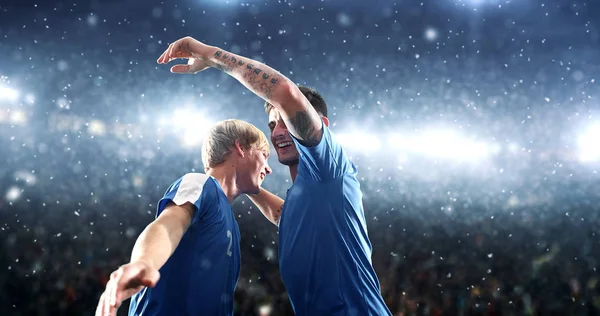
272,120,288,138
265,164,272,175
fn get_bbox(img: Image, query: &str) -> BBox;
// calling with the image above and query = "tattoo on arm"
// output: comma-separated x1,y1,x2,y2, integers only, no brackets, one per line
213,50,322,146
212,50,283,101
214,63,232,73
286,110,321,146
212,50,282,98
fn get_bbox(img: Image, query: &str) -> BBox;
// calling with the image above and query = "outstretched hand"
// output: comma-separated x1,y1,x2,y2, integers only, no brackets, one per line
157,36,215,74
95,261,160,316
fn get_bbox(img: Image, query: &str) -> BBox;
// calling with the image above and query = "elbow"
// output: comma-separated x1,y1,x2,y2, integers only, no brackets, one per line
270,79,305,111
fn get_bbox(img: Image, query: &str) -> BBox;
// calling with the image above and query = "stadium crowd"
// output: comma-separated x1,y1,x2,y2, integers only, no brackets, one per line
1,195,599,316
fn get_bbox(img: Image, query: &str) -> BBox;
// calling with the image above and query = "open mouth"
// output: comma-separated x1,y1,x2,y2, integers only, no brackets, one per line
259,173,266,181
277,141,294,149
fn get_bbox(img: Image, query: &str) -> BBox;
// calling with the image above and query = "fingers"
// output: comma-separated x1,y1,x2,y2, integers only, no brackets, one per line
109,268,123,307
105,272,121,316
95,292,105,316
108,264,155,308
157,43,172,64
165,42,176,63
97,263,159,316
96,282,118,316
170,64,191,74
157,43,173,64
162,42,189,64
157,38,197,64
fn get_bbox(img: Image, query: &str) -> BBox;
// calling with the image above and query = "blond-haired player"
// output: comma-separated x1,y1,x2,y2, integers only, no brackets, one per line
96,119,271,316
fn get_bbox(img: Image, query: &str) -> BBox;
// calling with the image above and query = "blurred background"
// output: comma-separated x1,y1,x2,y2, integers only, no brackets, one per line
1,0,600,315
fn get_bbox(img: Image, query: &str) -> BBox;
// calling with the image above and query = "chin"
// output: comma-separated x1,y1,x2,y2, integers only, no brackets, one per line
249,186,261,195
278,156,299,167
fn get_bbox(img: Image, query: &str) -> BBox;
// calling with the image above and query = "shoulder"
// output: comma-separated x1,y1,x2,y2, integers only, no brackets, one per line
168,173,216,202
180,172,212,184
176,173,214,190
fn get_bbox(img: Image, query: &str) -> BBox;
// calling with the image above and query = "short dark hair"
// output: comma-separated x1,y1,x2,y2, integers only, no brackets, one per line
264,84,328,117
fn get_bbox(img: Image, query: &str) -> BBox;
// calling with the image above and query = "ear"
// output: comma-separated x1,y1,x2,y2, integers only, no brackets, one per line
234,139,245,158
321,116,330,127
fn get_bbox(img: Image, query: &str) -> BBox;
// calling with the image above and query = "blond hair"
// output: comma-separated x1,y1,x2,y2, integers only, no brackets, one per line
202,119,270,169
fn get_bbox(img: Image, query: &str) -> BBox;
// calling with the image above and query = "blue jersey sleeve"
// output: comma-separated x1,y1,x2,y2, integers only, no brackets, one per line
156,173,215,226
290,119,353,182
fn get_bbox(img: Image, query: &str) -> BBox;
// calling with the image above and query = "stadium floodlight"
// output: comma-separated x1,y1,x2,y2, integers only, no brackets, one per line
578,123,600,162
335,131,382,153
172,108,213,148
0,85,20,102
388,129,493,162
412,129,491,162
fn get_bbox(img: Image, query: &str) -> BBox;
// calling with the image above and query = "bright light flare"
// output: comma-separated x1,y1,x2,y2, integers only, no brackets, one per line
424,27,438,42
6,186,21,202
336,128,493,162
88,119,107,136
578,123,600,162
459,0,486,5
9,110,27,125
0,85,20,101
335,132,382,153
14,170,37,186
412,130,492,162
25,94,35,104
258,304,272,316
389,129,493,162
171,108,214,148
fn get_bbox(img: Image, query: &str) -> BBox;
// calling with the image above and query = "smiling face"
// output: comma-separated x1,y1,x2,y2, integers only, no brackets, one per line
202,119,272,195
236,146,271,195
264,85,329,167
268,109,300,167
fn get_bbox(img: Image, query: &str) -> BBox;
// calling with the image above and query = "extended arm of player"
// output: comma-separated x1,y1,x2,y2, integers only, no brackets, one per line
129,202,194,270
206,47,323,146
247,188,284,226
158,37,324,147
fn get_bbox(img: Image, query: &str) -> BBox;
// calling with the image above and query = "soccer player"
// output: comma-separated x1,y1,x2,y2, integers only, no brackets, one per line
95,119,272,316
158,37,392,315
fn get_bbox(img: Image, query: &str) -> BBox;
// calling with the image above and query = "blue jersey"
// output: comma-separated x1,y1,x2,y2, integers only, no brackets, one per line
278,122,391,316
129,173,241,316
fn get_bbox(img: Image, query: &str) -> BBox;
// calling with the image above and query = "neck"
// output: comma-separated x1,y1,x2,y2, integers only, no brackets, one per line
206,165,240,204
289,164,298,182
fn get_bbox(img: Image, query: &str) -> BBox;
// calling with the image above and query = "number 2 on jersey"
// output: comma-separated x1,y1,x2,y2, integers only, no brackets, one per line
226,230,233,256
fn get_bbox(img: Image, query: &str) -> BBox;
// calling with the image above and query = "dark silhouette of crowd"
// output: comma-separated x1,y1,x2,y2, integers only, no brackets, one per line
1,194,599,316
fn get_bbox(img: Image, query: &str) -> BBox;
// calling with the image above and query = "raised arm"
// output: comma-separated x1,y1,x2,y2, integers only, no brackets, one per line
247,188,285,226
157,37,323,146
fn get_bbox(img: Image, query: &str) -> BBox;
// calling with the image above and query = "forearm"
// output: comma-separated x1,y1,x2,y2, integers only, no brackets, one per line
247,187,284,226
129,221,184,270
202,46,289,105
203,46,322,144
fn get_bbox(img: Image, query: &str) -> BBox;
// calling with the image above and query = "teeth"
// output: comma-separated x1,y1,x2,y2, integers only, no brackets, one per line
277,141,293,148
260,174,265,180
